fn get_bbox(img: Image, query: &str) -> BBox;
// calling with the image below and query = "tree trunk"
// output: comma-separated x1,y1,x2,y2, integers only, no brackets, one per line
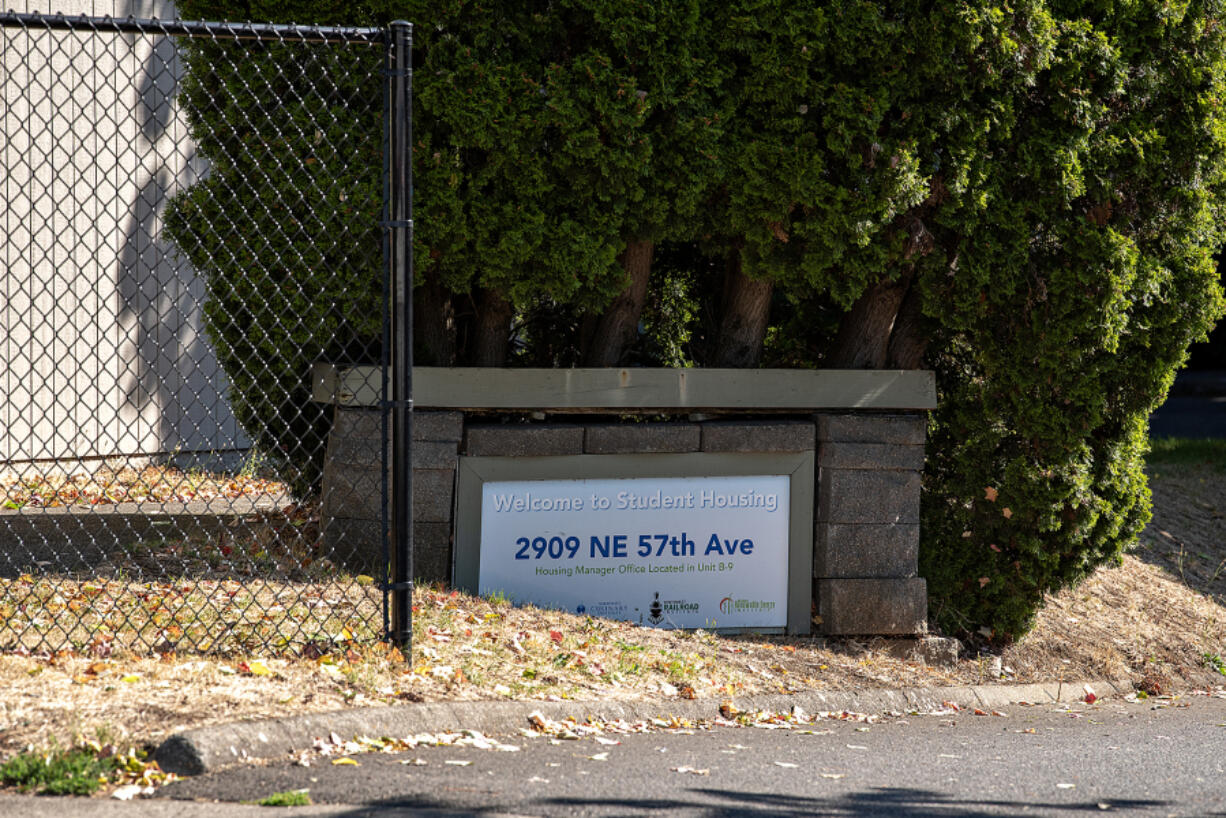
582,238,654,368
711,247,773,368
827,271,914,369
413,277,456,366
468,287,513,367
886,280,929,369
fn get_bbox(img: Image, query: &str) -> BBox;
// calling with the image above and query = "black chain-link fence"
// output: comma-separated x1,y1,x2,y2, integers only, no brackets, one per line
0,12,411,656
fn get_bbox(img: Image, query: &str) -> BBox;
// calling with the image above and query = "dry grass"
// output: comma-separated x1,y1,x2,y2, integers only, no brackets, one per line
1005,556,1226,690
2,462,1225,761
0,574,381,656
0,502,378,654
1,464,285,509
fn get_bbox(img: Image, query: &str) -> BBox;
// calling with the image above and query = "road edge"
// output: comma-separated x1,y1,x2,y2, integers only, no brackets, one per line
154,677,1131,775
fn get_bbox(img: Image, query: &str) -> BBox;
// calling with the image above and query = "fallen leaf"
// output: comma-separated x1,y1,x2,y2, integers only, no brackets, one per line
399,759,427,766
587,752,609,761
984,487,998,502
774,761,800,768
671,766,710,775
820,773,846,780
121,674,141,683
1002,507,1013,519
1057,782,1075,789
978,576,991,588
549,630,563,644
331,758,360,766
111,784,143,801
247,660,272,677
445,760,472,767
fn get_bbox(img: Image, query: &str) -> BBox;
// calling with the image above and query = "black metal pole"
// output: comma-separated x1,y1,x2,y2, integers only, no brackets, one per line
386,20,413,647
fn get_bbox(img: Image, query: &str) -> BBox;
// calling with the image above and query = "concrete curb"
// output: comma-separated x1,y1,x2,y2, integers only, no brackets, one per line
154,677,1132,776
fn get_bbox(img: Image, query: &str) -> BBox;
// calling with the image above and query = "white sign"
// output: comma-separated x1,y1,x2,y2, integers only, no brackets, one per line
477,474,790,629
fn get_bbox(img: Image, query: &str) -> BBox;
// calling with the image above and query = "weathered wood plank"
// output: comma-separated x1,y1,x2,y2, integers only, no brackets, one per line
313,364,936,410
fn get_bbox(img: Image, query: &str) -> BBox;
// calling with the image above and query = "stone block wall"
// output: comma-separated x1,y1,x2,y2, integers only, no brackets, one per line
813,413,928,635
320,407,461,581
319,409,928,636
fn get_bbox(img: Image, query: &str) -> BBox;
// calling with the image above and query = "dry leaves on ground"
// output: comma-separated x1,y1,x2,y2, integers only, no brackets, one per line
1,465,286,509
3,467,1226,761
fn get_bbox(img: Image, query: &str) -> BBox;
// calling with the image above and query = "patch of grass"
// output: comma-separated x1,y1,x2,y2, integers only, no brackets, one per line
257,789,312,806
1147,437,1226,471
0,746,119,795
1203,652,1226,677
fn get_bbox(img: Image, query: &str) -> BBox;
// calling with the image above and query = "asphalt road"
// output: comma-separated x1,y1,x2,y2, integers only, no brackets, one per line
125,694,1226,817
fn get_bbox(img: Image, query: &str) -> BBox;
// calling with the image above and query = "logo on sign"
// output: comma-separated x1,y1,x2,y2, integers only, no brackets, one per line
648,592,663,624
719,595,777,614
589,601,628,619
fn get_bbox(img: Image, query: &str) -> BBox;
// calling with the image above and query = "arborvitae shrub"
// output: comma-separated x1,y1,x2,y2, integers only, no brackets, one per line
168,1,1226,639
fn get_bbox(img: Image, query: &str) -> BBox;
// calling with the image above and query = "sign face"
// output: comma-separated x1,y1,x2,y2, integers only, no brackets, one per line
477,474,790,629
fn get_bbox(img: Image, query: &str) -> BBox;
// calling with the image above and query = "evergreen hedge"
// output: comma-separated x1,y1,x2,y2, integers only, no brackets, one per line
168,0,1226,640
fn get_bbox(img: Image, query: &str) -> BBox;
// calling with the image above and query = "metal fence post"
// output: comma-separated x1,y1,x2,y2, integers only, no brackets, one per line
385,20,414,648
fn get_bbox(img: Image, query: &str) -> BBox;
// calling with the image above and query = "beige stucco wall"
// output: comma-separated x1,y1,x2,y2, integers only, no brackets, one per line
1,1,248,470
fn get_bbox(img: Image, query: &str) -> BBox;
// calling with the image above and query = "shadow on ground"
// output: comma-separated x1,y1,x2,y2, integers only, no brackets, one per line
312,787,1167,817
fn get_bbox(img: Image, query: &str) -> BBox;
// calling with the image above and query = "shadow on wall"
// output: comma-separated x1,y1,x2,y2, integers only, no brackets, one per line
115,4,248,471
0,0,247,471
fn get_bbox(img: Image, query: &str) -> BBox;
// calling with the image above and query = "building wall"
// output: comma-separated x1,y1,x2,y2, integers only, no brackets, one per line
1,0,247,470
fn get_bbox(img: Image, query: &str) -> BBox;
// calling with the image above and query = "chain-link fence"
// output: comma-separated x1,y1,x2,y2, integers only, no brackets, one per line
0,12,412,656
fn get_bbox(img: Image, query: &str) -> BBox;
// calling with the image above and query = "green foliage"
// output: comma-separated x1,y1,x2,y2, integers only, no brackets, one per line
167,0,387,494
913,2,1226,640
257,789,313,806
170,0,723,489
1148,438,1226,472
168,1,1226,639
1204,653,1226,676
0,747,119,796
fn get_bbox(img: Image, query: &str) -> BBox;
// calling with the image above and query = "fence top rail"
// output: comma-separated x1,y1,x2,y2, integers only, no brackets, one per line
0,10,389,42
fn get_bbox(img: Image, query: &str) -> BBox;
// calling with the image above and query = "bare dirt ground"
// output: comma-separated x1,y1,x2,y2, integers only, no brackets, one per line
2,466,1224,762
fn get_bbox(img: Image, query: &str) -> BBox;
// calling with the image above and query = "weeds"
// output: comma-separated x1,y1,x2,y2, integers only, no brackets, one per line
256,789,312,806
0,745,120,795
1203,652,1226,676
